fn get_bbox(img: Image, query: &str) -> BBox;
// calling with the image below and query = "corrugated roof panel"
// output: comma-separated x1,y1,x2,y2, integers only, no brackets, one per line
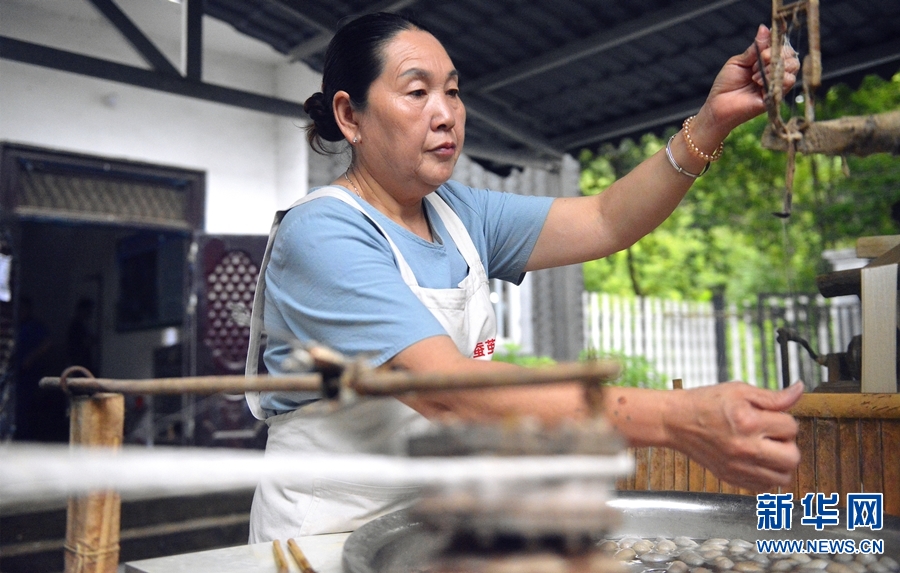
200,0,900,158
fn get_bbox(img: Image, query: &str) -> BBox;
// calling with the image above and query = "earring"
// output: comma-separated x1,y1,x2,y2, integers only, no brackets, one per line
352,137,359,144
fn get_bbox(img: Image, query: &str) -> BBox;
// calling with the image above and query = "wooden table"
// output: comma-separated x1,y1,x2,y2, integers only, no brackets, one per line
124,532,349,573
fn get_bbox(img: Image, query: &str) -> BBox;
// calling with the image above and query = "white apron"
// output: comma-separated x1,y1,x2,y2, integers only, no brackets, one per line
245,186,497,542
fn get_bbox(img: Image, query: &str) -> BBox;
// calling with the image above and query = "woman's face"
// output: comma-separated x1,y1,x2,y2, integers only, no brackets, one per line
355,29,465,197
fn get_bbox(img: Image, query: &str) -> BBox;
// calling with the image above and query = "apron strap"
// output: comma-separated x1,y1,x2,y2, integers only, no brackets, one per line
245,186,490,419
307,188,419,286
424,192,488,282
245,186,357,418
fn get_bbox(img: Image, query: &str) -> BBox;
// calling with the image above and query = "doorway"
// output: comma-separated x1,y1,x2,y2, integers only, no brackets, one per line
0,142,205,442
13,220,190,442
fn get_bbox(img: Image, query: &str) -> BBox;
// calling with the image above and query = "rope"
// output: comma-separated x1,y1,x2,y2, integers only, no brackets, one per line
63,541,121,573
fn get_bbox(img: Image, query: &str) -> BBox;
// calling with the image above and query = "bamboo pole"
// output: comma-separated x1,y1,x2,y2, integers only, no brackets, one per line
40,373,323,395
65,392,125,573
40,360,622,398
349,360,621,396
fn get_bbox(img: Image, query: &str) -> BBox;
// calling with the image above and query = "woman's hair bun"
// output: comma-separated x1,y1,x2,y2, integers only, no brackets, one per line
303,92,344,146
303,92,329,122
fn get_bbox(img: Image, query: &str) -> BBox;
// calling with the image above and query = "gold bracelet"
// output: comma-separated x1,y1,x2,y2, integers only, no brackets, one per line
665,134,709,179
682,115,724,162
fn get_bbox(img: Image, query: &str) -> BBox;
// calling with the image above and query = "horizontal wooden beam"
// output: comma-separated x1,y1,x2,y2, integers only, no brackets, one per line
791,392,900,419
858,235,900,259
0,36,307,119
761,111,900,156
40,360,620,396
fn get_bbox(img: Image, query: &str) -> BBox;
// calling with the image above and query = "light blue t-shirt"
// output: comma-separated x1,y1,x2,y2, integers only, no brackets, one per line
258,180,554,414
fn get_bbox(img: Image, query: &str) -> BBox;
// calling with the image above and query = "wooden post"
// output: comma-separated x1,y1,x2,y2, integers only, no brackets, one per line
860,244,900,393
65,392,124,573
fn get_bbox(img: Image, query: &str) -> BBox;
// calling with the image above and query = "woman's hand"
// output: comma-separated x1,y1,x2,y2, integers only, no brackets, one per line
394,336,805,491
703,24,801,132
663,381,804,490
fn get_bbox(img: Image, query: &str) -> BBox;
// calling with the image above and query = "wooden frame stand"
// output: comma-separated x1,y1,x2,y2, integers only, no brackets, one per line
858,237,900,393
65,393,124,573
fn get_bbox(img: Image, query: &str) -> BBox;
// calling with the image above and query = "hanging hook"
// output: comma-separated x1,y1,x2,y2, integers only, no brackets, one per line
58,365,96,396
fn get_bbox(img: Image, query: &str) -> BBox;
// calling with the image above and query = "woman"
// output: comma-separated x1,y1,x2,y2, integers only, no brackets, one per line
247,12,804,542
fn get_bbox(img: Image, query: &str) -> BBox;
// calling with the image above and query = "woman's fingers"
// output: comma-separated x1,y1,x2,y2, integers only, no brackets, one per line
758,435,802,472
745,380,804,410
742,435,801,486
685,437,797,490
752,40,801,91
701,428,800,489
759,410,800,442
725,454,797,489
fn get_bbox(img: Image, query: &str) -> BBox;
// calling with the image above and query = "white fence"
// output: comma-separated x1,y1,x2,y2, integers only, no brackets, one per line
582,292,862,390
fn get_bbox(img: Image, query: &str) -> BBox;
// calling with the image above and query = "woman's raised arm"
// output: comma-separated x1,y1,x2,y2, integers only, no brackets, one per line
525,25,799,272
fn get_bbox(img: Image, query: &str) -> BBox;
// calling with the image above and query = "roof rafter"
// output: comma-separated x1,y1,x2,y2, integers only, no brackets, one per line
0,36,307,119
464,143,561,172
821,38,900,81
464,95,564,158
85,0,180,76
182,0,203,81
553,39,900,152
552,34,900,152
256,0,332,34
286,33,331,61
552,96,706,151
286,0,420,62
466,0,742,93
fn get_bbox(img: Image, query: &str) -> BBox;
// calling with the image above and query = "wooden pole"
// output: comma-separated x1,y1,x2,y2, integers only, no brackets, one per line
40,372,323,395
65,392,124,573
39,360,621,397
761,111,900,156
349,360,621,396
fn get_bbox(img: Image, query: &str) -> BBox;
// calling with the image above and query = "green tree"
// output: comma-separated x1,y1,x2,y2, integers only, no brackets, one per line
580,70,900,303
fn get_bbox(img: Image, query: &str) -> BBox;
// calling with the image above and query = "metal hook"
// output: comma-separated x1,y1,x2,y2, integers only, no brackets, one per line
58,365,96,396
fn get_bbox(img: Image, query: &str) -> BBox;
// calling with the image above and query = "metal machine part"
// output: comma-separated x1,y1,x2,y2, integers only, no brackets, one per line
411,477,623,551
343,491,900,573
776,327,899,391
407,418,624,458
399,418,629,570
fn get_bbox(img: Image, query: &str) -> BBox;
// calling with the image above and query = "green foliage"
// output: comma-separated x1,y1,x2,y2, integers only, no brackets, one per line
493,344,669,390
581,350,670,390
579,70,900,303
492,343,556,367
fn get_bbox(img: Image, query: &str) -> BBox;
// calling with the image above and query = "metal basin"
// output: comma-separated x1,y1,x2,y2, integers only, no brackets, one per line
343,491,900,573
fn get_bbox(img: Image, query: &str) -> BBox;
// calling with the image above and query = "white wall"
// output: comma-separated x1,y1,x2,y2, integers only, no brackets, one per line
0,0,321,234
